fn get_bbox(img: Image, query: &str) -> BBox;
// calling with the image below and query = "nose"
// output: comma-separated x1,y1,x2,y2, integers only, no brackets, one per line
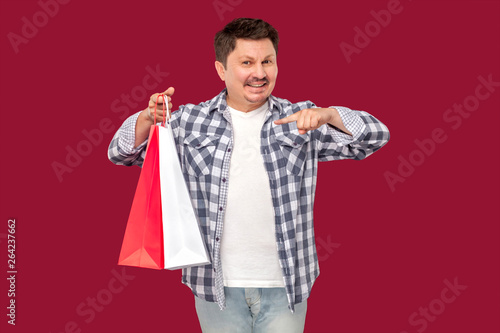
254,63,266,80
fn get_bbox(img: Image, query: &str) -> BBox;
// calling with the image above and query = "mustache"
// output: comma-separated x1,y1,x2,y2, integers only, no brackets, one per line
246,78,268,85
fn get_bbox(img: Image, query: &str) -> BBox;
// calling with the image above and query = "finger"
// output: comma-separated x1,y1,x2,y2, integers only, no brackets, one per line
147,103,167,120
148,100,154,109
153,96,172,105
295,112,302,130
300,109,310,130
150,93,163,104
163,86,175,97
156,94,167,104
147,106,164,121
150,92,171,104
148,100,167,113
147,92,172,123
302,109,311,131
274,112,299,125
310,115,319,129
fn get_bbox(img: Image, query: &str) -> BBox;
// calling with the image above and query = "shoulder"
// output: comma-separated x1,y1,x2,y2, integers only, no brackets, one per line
171,92,223,122
269,95,317,115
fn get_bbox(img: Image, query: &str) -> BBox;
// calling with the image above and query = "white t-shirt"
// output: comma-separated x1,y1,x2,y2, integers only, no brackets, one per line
220,103,284,288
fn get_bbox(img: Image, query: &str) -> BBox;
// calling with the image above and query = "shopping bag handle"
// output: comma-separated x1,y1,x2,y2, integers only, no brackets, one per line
153,93,171,127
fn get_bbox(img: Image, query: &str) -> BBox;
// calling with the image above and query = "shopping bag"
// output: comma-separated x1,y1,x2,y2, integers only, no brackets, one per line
118,124,163,269
158,123,211,269
118,94,210,270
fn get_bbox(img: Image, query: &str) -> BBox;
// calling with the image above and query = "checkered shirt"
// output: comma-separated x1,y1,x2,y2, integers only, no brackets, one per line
108,89,390,312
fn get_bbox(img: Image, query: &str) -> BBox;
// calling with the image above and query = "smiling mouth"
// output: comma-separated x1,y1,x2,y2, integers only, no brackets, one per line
247,82,267,88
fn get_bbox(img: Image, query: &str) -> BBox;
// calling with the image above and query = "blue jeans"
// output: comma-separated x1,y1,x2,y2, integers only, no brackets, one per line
194,287,307,333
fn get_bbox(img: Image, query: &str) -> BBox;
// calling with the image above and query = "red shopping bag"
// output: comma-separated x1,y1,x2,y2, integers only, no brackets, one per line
118,124,164,269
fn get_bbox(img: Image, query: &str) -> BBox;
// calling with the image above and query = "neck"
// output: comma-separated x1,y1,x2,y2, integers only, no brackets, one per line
226,95,267,113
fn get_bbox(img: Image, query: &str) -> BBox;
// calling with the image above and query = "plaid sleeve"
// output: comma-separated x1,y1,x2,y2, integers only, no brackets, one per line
107,111,148,167
316,106,390,161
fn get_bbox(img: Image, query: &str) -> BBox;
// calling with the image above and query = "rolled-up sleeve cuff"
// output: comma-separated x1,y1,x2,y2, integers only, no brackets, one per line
327,106,366,144
118,111,148,155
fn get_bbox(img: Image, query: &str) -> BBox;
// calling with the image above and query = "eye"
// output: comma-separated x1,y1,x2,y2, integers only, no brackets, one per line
242,61,251,65
262,60,271,64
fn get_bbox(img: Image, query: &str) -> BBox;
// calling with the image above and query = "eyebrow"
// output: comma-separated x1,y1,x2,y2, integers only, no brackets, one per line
238,54,275,61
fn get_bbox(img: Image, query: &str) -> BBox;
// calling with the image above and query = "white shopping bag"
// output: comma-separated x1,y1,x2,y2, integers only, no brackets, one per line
157,111,211,270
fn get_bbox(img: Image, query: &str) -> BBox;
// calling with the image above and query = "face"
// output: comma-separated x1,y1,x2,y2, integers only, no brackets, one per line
215,38,278,112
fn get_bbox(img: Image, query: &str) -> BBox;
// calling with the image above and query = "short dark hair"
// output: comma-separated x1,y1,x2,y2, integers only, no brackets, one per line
214,18,279,68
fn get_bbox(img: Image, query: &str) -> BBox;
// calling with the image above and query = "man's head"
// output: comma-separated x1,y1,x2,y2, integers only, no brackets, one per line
214,18,279,112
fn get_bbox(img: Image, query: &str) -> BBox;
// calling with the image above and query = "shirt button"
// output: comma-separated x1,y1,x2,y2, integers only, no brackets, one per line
219,207,223,211
222,178,226,182
227,148,231,152
216,237,220,241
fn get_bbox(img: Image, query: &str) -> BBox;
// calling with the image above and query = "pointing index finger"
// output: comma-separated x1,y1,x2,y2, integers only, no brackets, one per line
274,112,299,125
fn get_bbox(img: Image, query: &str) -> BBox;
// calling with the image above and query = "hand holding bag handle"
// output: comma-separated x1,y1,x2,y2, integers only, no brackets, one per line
153,93,171,127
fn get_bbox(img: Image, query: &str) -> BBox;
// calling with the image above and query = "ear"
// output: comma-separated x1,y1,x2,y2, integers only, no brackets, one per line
215,61,225,81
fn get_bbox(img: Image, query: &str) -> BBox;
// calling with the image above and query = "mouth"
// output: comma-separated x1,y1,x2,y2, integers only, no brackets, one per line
246,81,268,90
247,82,267,88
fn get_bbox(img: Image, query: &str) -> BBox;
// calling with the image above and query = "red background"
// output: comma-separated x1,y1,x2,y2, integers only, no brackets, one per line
1,0,499,332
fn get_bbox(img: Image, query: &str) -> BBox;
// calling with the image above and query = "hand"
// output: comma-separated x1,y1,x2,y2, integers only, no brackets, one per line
134,87,175,147
274,108,338,135
146,87,175,123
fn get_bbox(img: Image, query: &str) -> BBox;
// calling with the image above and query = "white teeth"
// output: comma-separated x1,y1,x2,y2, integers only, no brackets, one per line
249,83,265,87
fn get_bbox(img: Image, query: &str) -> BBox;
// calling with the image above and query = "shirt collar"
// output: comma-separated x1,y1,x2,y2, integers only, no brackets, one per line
208,88,285,115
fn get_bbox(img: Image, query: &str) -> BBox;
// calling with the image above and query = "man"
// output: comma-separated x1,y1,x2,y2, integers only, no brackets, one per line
108,18,389,332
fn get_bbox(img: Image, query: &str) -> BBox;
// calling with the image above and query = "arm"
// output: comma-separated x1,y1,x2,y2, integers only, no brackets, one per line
317,106,390,161
107,111,148,167
274,107,350,135
325,107,352,136
274,105,390,161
